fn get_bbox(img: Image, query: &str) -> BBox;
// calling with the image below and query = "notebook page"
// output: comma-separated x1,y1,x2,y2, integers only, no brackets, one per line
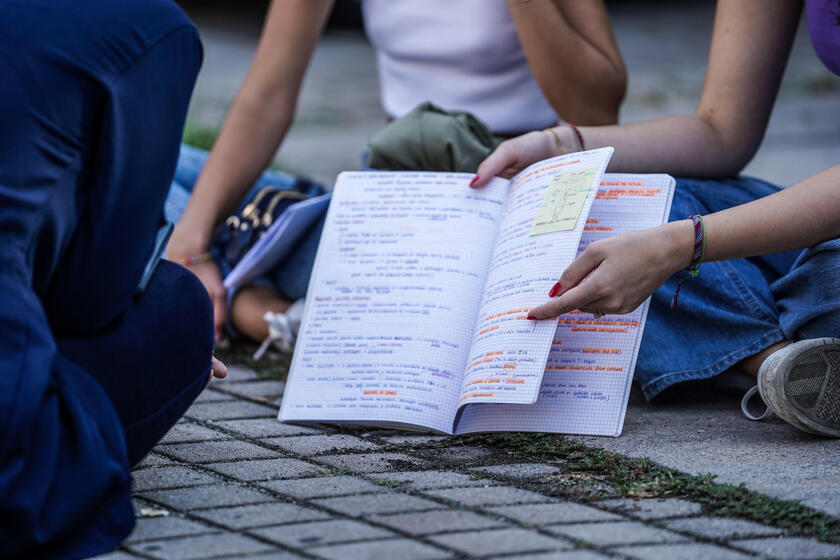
280,172,509,434
455,174,675,436
457,148,613,409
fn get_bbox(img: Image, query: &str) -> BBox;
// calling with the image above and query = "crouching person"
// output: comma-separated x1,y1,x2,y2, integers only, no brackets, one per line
0,1,223,557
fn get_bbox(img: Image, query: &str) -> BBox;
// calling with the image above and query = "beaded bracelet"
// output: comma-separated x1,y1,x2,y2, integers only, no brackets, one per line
670,214,705,310
181,252,212,267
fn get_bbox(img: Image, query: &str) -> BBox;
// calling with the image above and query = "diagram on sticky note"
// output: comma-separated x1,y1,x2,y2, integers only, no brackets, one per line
530,167,598,236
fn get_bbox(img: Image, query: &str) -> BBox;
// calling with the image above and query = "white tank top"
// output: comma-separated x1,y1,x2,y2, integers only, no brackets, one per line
361,0,559,134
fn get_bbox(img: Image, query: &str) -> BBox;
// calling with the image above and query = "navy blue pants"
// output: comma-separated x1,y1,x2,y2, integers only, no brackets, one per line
0,1,212,558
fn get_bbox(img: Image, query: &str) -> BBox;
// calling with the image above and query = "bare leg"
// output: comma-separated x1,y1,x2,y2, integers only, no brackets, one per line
230,285,290,341
738,340,793,378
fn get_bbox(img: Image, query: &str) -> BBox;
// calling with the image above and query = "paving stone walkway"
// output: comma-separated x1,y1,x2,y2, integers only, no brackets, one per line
93,366,840,560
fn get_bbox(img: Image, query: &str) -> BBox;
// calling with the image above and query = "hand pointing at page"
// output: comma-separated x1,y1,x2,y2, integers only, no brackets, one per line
526,221,696,320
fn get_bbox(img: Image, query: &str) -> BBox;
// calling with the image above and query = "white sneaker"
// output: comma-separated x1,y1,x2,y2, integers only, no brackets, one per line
253,299,306,360
741,338,840,437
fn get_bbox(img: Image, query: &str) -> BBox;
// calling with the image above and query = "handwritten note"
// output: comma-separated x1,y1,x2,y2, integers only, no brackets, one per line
530,168,598,236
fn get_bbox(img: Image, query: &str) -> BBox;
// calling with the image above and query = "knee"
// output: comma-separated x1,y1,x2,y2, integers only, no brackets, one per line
142,260,215,382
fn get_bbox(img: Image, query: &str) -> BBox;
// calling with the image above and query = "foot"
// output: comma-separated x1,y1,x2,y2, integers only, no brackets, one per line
253,299,306,360
741,338,840,437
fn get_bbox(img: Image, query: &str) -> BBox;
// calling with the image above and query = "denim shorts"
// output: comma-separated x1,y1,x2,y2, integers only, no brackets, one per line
637,176,840,399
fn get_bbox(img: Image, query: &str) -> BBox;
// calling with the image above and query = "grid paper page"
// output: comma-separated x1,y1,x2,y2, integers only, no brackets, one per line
280,172,509,434
457,148,613,409
455,174,675,436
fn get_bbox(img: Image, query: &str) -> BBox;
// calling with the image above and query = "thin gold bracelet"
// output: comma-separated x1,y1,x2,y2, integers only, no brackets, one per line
544,127,565,155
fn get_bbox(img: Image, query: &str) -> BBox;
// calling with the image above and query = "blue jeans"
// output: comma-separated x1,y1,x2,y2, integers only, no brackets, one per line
166,145,326,303
0,1,211,558
637,176,840,399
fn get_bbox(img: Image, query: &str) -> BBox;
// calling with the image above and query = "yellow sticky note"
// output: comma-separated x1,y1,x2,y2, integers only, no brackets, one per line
530,167,598,236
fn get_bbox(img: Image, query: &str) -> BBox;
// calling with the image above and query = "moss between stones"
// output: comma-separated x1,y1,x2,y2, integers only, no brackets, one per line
443,433,840,543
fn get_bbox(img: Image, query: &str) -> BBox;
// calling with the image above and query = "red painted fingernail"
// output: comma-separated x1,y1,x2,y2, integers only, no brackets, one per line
469,175,479,187
548,281,562,297
527,314,538,320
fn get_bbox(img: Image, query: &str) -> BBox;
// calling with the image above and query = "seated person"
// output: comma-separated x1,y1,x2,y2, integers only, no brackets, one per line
472,0,840,436
0,1,223,557
165,0,628,344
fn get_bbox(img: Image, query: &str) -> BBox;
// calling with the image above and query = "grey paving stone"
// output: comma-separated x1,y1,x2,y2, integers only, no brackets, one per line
126,532,274,559
157,440,277,463
125,516,215,543
312,493,443,516
368,470,494,490
159,422,233,444
185,400,277,421
614,543,756,560
219,380,286,400
429,528,571,557
594,498,702,520
488,503,622,525
545,521,687,547
438,446,494,462
204,458,322,481
134,453,175,469
471,463,562,479
663,517,783,540
141,484,273,511
369,509,507,536
266,434,379,456
192,502,329,529
260,475,384,499
380,434,450,446
132,466,219,492
503,552,612,560
89,552,145,560
217,418,322,438
311,538,452,560
211,554,305,560
423,486,555,507
313,452,426,473
731,536,840,559
253,519,395,547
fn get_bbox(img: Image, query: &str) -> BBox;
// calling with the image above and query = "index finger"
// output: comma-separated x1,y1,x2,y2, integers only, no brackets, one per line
529,279,602,320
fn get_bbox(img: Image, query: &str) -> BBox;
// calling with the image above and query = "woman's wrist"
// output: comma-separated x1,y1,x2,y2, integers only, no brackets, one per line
543,125,583,156
167,221,213,261
662,219,700,273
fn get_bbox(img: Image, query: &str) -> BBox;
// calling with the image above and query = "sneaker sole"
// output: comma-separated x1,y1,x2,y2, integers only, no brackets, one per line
761,338,840,437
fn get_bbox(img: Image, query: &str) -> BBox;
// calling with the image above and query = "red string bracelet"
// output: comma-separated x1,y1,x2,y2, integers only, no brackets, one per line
567,123,585,151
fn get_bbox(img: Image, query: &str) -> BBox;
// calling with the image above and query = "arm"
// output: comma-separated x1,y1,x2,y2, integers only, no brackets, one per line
477,0,803,183
167,0,333,335
170,0,333,256
507,0,626,125
529,165,840,319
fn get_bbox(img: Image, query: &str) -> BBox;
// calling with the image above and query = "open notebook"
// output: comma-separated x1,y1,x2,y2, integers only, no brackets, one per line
280,148,675,436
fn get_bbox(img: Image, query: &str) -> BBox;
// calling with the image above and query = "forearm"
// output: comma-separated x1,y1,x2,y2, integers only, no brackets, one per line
169,0,333,256
655,165,840,284
703,165,840,261
507,0,626,125
174,90,295,253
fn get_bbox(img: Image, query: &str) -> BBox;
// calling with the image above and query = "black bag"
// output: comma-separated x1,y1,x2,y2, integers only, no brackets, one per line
211,186,311,270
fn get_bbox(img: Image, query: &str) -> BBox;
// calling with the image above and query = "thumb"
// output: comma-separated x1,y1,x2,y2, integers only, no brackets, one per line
472,142,516,188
